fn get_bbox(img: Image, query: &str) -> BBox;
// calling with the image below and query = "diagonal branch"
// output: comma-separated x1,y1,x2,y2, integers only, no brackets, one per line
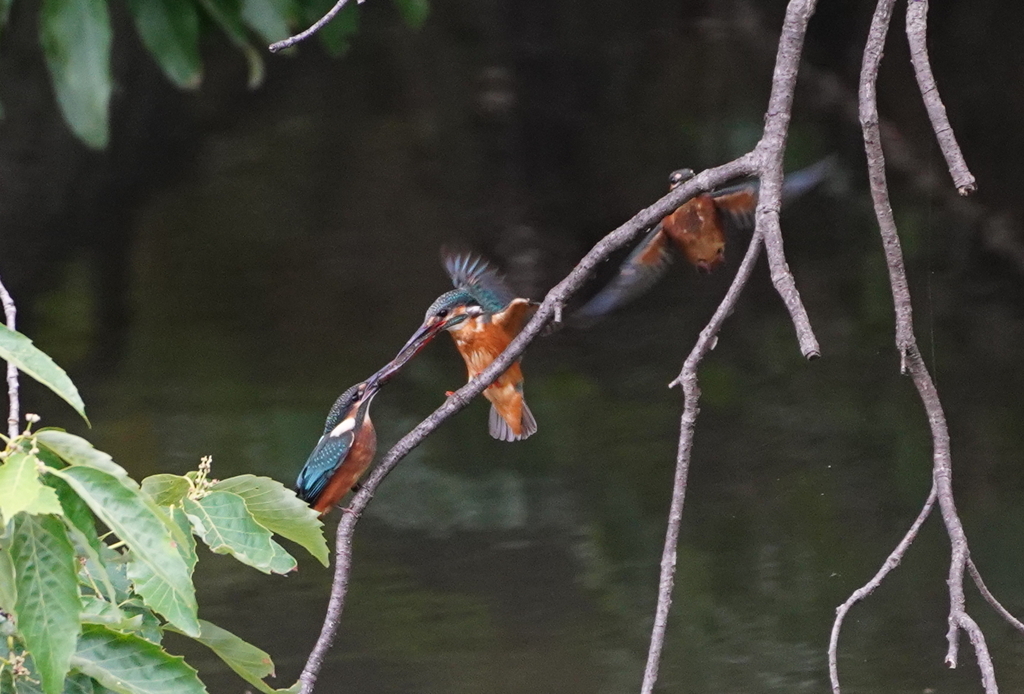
269,0,358,53
296,152,762,694
905,0,976,196
0,276,19,440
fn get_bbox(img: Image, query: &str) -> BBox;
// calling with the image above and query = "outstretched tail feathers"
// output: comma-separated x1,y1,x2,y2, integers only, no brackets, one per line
488,401,538,442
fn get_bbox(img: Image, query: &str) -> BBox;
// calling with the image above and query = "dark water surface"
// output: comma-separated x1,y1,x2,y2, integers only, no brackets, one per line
6,1,1024,692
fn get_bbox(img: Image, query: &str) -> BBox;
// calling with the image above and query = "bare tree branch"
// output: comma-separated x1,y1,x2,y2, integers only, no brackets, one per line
0,276,19,440
905,0,977,196
269,0,357,53
644,222,767,694
754,0,821,362
640,1,822,689
968,559,1024,636
857,0,997,691
829,482,937,693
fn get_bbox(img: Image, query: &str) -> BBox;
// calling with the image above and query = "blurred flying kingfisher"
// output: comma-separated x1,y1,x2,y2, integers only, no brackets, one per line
395,252,538,441
574,157,835,323
295,350,417,516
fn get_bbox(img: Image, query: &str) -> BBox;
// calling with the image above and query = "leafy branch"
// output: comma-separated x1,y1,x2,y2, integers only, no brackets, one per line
0,286,328,694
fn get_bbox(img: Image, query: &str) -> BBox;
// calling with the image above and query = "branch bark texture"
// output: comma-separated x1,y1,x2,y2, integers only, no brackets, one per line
0,277,18,439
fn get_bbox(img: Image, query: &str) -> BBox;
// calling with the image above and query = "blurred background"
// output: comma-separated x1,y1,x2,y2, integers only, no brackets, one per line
2,0,1024,691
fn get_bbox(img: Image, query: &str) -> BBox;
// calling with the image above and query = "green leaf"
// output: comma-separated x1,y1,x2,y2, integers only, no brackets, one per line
304,0,357,56
183,492,278,572
71,625,205,694
44,475,100,553
35,432,127,480
0,545,16,613
124,0,202,90
167,507,197,575
38,0,111,149
140,475,189,507
391,0,428,29
197,0,264,88
118,601,162,645
80,597,140,630
211,475,327,566
0,453,62,521
50,467,199,637
241,0,291,44
169,619,279,694
64,524,118,604
0,326,87,424
267,541,296,574
10,514,82,694
63,672,96,694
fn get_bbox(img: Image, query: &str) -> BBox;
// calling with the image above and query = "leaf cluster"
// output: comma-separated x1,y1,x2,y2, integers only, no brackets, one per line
0,324,330,694
1,0,428,149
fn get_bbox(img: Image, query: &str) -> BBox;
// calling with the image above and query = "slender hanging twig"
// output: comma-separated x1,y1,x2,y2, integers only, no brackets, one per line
855,0,997,691
0,276,19,440
829,482,937,692
639,0,825,688
904,0,976,195
269,0,358,52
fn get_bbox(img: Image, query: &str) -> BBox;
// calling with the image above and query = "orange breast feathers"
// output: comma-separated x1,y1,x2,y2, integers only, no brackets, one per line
448,298,535,387
311,419,377,515
662,194,727,271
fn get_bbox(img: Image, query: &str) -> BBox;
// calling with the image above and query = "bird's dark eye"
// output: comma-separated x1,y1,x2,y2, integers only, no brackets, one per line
437,309,449,318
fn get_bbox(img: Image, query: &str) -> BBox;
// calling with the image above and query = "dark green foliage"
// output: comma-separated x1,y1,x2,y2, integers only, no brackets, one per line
2,0,430,149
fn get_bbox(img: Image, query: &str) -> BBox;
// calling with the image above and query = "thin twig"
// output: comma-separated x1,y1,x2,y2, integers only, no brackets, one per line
859,0,996,690
643,232,766,694
829,482,937,693
905,0,977,196
968,559,1024,635
295,154,760,694
269,0,358,53
752,0,821,361
0,276,19,440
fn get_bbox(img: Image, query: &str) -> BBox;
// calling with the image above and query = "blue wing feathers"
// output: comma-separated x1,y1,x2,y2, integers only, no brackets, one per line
295,432,354,503
444,252,515,312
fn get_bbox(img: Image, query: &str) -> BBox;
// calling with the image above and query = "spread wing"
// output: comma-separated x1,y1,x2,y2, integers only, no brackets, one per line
572,225,673,324
444,252,515,313
711,155,836,229
710,184,758,230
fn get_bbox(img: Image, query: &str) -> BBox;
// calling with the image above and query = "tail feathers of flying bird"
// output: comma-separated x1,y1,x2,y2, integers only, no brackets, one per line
780,154,839,201
489,401,538,442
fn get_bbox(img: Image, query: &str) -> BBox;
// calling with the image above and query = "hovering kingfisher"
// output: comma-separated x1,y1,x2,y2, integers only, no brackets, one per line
574,157,834,323
395,252,538,441
295,351,413,516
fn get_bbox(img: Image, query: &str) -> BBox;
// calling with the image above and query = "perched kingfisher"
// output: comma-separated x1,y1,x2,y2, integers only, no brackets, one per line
574,157,835,323
295,353,412,516
395,252,538,442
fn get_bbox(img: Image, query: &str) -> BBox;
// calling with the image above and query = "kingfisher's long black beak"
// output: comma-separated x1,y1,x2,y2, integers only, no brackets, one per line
376,317,446,385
